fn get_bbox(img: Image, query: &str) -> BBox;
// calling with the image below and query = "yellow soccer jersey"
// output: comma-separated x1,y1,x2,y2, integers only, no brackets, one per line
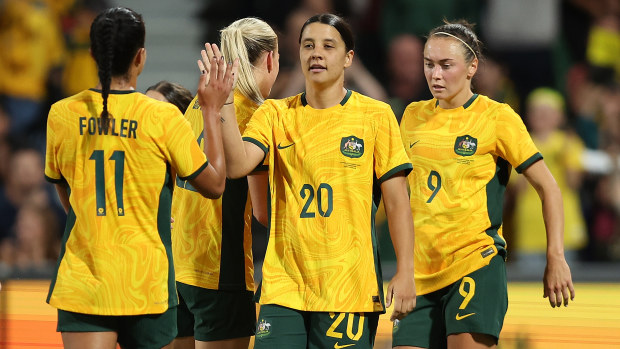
243,90,412,313
45,89,208,315
400,94,542,295
172,91,257,291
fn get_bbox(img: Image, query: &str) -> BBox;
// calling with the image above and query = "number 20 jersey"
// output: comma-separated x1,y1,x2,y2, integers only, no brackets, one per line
44,89,208,315
243,90,412,313
400,94,541,296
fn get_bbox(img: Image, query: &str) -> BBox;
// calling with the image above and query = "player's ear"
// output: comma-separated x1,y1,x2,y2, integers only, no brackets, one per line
467,57,478,80
266,51,274,73
344,50,354,68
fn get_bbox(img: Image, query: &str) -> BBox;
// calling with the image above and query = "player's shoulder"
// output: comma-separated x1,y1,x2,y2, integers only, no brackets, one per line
404,98,435,114
51,89,94,108
136,92,183,120
256,93,304,118
473,94,519,121
347,90,392,112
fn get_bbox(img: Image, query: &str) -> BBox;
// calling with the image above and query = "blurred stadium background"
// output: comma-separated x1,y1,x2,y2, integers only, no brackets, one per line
1,0,620,348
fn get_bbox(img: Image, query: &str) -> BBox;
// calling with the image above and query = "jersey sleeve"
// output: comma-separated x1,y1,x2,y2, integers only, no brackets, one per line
44,106,64,183
241,100,275,154
374,106,413,183
495,104,542,173
163,106,208,180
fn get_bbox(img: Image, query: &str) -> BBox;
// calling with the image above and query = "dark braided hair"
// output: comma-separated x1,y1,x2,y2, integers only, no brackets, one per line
428,20,482,64
90,7,145,132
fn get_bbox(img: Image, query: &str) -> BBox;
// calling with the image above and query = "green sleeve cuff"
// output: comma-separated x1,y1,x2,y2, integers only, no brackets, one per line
179,160,209,181
242,137,269,154
515,152,543,173
378,163,413,183
45,174,65,184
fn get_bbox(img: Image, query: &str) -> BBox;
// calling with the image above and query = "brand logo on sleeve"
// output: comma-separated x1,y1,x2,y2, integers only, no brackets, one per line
454,135,477,156
341,136,364,158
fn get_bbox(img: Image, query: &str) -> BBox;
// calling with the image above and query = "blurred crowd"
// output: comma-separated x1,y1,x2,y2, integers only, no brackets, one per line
1,0,620,278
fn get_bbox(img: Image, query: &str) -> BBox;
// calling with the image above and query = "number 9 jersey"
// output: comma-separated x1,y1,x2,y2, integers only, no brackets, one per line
44,89,208,315
243,90,412,313
399,94,542,296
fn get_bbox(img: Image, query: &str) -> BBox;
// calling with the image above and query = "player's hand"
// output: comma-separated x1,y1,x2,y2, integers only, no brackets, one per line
386,270,416,321
543,254,575,307
196,43,239,112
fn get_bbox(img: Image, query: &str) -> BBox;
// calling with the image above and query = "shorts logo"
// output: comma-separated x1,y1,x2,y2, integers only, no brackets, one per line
454,135,477,156
392,319,400,333
341,136,364,158
481,247,494,258
256,318,272,338
334,343,355,349
455,312,476,320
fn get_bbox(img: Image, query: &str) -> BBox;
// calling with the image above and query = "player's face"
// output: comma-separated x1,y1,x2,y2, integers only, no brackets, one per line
299,22,353,88
423,37,476,105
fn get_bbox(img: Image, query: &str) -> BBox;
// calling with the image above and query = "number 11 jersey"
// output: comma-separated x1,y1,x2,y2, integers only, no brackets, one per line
44,89,208,315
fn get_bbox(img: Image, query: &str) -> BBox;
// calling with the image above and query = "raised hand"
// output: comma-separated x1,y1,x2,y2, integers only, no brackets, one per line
196,43,239,113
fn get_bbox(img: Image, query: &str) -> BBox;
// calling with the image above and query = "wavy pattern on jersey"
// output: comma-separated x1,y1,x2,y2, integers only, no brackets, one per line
45,90,207,315
244,91,411,312
172,92,255,291
400,95,540,295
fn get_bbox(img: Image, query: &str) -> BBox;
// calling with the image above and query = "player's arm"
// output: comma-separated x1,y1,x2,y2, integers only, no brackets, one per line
522,159,575,307
54,183,70,214
248,171,269,226
187,53,233,198
381,172,416,321
201,43,265,179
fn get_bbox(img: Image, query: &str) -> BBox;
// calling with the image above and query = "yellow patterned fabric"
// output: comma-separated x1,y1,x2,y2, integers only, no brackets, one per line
45,89,208,315
172,91,256,291
243,90,412,312
400,94,541,295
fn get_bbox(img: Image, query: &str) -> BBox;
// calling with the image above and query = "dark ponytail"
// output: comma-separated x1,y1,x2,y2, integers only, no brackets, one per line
90,7,145,132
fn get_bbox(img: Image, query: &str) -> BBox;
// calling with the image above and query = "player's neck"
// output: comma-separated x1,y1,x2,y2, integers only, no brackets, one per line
95,76,137,92
304,83,347,109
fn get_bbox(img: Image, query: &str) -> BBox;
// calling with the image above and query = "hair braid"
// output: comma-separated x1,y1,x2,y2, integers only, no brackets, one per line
98,17,117,133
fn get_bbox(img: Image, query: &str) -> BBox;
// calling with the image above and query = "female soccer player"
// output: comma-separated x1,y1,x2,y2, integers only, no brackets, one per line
395,21,575,349
44,7,233,349
171,18,278,349
209,13,416,349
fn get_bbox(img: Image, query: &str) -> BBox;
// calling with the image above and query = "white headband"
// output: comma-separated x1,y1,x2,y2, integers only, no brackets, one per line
432,31,477,60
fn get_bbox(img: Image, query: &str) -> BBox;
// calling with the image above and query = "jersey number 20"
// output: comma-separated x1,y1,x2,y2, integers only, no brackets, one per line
300,183,333,218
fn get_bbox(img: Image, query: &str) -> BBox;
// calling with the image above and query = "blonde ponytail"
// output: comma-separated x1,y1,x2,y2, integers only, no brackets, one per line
220,18,277,105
